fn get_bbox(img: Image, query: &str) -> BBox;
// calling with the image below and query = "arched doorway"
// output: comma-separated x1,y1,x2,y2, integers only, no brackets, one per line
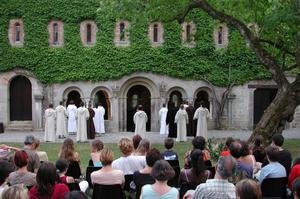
10,75,32,121
169,91,182,108
194,90,210,110
93,90,110,120
66,91,82,107
127,85,151,132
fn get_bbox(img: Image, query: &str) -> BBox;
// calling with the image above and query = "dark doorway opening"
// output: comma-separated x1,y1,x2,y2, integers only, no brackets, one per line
253,88,278,127
10,75,32,121
66,91,82,108
194,90,210,110
94,91,110,120
127,85,151,132
169,91,183,108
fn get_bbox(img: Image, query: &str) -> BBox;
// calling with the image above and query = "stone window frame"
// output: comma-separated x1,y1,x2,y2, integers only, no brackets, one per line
213,24,229,49
114,20,130,47
148,22,164,47
181,21,196,48
8,19,24,47
48,20,64,47
80,20,98,47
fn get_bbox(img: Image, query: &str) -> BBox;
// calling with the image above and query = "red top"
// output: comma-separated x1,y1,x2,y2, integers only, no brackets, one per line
60,176,67,184
29,183,69,199
220,150,231,157
288,164,300,190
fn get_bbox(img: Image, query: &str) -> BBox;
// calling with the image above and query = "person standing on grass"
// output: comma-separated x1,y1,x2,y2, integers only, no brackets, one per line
175,104,188,142
159,103,168,135
56,101,68,139
44,103,56,142
67,100,77,135
87,103,95,139
76,102,89,142
134,105,148,139
193,101,211,140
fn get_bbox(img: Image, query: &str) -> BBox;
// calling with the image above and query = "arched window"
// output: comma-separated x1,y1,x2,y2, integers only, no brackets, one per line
218,26,223,45
186,24,191,42
53,23,59,45
86,24,92,44
15,23,21,42
153,24,158,42
120,22,125,41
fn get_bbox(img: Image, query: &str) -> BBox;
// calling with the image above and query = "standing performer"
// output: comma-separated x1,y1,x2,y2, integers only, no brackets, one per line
87,103,95,139
76,102,89,142
55,101,67,139
134,105,148,138
159,103,168,135
175,104,188,142
193,101,211,140
98,103,105,134
44,104,56,142
166,102,178,138
93,103,105,135
67,100,77,135
186,102,196,136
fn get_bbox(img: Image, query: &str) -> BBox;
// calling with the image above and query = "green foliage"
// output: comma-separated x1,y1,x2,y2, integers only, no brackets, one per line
0,0,271,86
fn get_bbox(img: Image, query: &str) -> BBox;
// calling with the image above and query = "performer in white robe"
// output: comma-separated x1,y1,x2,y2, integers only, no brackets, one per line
67,100,77,134
76,102,90,142
55,101,68,138
175,104,188,142
134,105,148,138
159,104,168,135
93,103,105,134
44,104,56,142
193,101,211,140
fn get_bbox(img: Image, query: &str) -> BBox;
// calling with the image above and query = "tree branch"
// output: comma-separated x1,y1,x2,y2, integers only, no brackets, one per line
259,39,296,57
285,63,298,71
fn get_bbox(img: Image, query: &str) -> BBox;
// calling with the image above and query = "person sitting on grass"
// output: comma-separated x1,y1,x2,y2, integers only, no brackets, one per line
90,139,104,167
161,138,178,161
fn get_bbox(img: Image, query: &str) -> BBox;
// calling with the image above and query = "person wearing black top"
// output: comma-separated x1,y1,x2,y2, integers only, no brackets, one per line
161,138,178,161
166,102,178,138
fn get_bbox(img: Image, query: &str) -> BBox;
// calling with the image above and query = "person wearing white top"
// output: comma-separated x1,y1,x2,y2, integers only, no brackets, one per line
67,100,77,134
175,104,188,142
55,101,68,138
44,104,56,142
93,103,106,134
159,104,168,135
193,101,211,140
134,105,148,138
76,102,90,142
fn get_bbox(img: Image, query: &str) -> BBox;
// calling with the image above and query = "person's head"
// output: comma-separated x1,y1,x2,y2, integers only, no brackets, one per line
118,138,134,156
32,138,40,150
59,101,63,105
132,134,142,150
151,160,175,182
180,104,184,109
69,100,74,104
272,133,284,147
24,135,35,146
88,103,92,108
91,139,104,152
200,100,205,107
293,157,300,167
230,140,243,159
240,141,250,157
80,102,84,107
162,103,166,108
100,148,114,166
225,137,234,150
192,136,206,150
49,103,54,108
59,138,75,162
265,146,279,162
236,179,262,199
253,135,263,147
1,185,28,199
216,156,236,179
190,149,206,177
95,103,99,107
136,139,150,155
0,160,13,186
64,191,88,199
293,177,300,199
164,138,174,150
99,102,102,106
56,159,69,174
14,150,29,168
36,162,57,196
137,105,143,111
146,148,162,167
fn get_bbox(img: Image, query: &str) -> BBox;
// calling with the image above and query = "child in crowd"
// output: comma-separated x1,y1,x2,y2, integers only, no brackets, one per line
90,139,104,167
161,138,178,161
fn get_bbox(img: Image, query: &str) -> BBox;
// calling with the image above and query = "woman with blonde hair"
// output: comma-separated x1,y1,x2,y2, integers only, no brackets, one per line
133,139,150,156
1,185,29,199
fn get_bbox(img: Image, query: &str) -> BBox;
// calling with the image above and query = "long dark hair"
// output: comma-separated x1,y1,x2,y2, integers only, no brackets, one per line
36,162,56,197
190,149,206,182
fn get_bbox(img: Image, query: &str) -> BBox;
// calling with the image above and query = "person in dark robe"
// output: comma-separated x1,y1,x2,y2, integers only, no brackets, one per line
87,103,95,139
166,102,178,138
186,102,196,137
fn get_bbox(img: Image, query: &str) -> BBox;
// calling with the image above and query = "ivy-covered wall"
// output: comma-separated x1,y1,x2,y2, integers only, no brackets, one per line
0,0,271,86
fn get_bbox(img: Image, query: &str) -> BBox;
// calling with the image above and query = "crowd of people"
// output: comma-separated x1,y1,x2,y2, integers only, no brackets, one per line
0,133,300,199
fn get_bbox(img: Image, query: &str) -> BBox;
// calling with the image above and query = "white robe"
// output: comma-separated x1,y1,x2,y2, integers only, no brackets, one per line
44,108,56,142
134,110,148,138
93,106,105,134
55,105,67,137
175,109,188,142
159,107,168,135
76,107,89,142
67,104,77,133
193,106,211,140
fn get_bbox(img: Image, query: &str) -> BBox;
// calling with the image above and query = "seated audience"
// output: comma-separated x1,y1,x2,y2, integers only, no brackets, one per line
58,138,80,163
238,141,256,177
132,134,143,152
1,185,29,199
23,135,40,173
179,149,210,186
90,139,104,167
140,160,178,199
0,144,18,170
161,138,178,160
32,138,49,162
64,191,88,199
236,179,261,199
289,157,300,190
220,137,234,157
0,160,13,196
259,146,286,184
251,135,266,163
8,150,36,187
29,162,70,199
91,148,125,186
112,138,146,175
184,156,236,199
294,177,300,199
133,139,150,156
133,148,162,199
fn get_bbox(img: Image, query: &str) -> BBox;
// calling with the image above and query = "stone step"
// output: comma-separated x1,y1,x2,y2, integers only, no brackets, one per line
5,121,33,132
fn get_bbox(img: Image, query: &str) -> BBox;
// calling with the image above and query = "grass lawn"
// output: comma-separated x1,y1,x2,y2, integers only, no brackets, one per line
3,139,300,172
